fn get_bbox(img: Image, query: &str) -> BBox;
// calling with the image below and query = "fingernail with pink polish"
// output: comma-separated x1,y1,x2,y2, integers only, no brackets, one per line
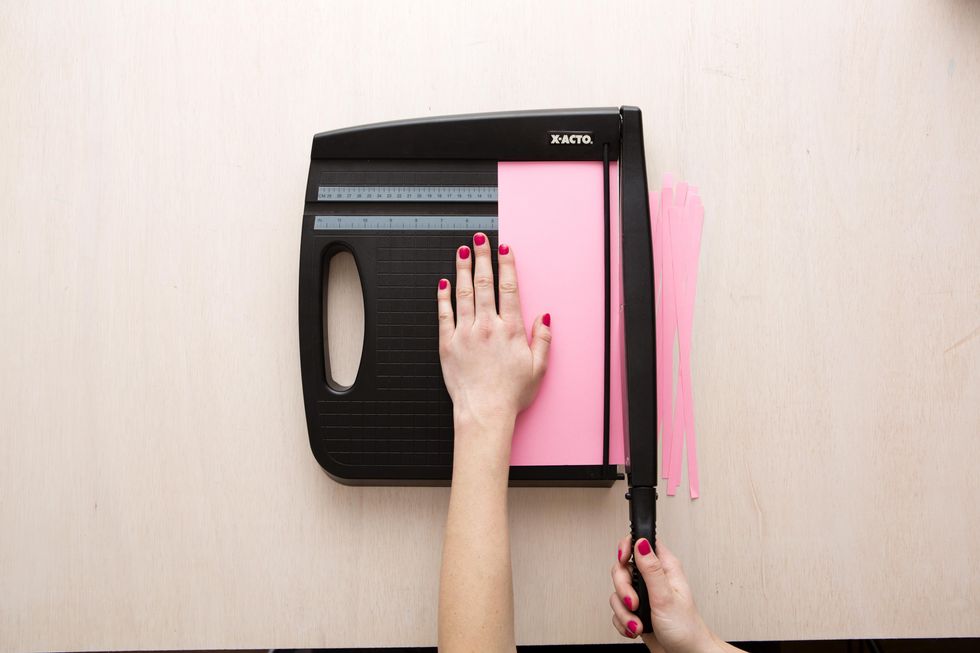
542,313,551,327
498,244,509,255
459,246,470,260
438,279,448,290
624,596,633,610
637,539,651,556
627,620,638,634
474,233,486,246
617,547,621,562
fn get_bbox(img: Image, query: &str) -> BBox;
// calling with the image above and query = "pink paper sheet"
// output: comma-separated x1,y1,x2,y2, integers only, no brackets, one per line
498,161,624,466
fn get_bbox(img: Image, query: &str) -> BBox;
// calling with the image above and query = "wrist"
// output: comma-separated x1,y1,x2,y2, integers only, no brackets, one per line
453,407,517,439
452,409,516,468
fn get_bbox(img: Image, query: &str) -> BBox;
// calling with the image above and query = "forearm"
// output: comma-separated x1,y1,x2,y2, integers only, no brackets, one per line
438,413,516,653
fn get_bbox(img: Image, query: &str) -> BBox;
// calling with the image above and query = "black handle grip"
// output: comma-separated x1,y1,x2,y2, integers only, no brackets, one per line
628,485,656,634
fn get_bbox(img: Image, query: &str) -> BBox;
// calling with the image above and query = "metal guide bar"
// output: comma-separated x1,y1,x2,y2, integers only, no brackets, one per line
317,185,498,202
313,215,498,231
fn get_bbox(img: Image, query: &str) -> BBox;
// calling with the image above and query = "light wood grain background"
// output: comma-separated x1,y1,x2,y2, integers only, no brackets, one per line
1,1,978,650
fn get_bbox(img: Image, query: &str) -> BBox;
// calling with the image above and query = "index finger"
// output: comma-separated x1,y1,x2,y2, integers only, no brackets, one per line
455,245,474,325
436,278,454,351
612,534,639,612
617,533,633,566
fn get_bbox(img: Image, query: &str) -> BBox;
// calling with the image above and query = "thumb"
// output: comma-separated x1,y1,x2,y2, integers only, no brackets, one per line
634,538,673,607
529,313,552,382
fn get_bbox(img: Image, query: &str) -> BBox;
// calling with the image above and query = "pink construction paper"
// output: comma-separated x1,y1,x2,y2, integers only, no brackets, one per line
676,197,703,499
665,203,684,494
651,190,666,476
665,188,704,497
679,196,704,497
498,161,624,466
670,197,685,494
607,163,625,465
496,164,702,482
659,186,678,485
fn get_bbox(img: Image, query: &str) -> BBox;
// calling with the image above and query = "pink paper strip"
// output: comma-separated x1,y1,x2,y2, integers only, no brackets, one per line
650,191,663,466
652,190,668,479
665,203,684,494
607,163,625,465
658,185,677,485
664,186,704,498
677,200,702,497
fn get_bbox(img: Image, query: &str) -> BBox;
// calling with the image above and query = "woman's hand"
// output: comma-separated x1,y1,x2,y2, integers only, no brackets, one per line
610,536,738,653
437,233,549,653
437,233,551,449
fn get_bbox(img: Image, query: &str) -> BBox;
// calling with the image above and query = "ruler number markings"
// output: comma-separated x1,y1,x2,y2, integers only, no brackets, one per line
313,215,498,231
317,185,497,202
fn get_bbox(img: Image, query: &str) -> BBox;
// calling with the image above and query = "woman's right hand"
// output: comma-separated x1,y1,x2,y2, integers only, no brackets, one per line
610,536,737,653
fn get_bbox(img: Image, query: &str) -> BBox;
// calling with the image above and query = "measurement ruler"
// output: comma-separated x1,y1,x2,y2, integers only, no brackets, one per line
313,215,499,231
317,185,498,202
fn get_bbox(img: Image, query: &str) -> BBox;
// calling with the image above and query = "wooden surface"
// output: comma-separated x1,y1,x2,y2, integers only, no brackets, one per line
1,1,978,650
325,252,363,388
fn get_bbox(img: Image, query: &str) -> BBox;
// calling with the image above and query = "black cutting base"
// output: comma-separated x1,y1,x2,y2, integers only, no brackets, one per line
299,109,628,486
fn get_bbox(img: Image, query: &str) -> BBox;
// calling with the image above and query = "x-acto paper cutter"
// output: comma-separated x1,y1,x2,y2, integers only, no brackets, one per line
299,107,657,500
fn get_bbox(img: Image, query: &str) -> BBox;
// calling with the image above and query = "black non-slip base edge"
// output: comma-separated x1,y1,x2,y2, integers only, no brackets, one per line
321,464,621,487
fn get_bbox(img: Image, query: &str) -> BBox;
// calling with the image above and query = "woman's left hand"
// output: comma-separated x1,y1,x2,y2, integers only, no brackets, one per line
437,233,551,444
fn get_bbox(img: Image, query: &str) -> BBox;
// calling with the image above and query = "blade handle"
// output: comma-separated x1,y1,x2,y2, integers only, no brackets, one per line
628,485,656,634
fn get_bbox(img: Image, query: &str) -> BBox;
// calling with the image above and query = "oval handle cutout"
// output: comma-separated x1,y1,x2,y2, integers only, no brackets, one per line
322,248,364,391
